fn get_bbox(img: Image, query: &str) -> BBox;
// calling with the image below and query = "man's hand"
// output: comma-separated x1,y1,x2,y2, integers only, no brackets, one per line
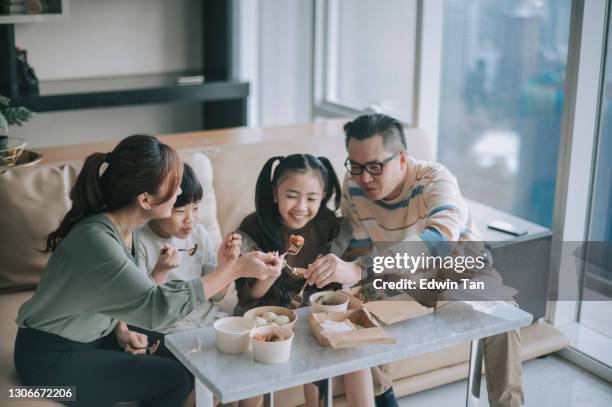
305,254,361,288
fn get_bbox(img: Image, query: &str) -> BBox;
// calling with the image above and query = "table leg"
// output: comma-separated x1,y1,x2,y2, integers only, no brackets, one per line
264,392,274,407
466,338,484,407
195,378,214,407
326,377,333,407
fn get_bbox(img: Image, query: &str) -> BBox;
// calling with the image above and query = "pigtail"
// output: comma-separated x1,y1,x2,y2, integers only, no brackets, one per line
255,156,284,251
318,156,342,211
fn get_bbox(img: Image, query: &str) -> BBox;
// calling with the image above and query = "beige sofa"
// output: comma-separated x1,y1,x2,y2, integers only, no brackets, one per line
0,120,568,406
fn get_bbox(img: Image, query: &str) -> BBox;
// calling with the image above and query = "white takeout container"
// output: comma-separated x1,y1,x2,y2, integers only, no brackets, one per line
309,291,349,313
243,305,297,330
213,316,255,354
250,326,294,364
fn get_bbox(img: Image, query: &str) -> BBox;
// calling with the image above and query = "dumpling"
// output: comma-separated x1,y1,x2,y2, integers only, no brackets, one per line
274,315,291,326
263,312,278,322
254,316,268,327
268,321,279,327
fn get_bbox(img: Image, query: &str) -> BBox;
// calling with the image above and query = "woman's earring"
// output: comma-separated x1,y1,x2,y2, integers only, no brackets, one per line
146,206,151,211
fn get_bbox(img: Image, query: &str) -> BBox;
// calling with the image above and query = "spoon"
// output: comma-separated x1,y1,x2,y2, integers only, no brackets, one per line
178,243,198,256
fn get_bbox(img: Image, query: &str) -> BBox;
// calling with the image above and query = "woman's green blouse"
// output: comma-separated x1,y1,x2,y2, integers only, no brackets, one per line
16,214,206,343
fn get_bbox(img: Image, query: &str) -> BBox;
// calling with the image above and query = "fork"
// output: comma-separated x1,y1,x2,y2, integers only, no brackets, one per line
288,280,309,310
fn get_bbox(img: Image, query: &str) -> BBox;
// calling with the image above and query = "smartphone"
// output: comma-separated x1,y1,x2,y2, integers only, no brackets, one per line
487,220,528,237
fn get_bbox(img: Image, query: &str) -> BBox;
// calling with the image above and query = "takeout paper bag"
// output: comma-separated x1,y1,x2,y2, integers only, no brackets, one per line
344,290,437,325
343,287,448,314
309,309,396,348
362,295,433,325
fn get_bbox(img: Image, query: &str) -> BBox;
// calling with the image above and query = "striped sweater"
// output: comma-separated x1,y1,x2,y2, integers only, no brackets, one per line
341,157,482,260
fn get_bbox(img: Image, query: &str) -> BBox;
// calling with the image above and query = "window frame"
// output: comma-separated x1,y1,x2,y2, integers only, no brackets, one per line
312,0,444,154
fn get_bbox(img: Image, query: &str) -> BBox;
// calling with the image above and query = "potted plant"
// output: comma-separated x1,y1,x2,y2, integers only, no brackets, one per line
0,94,34,167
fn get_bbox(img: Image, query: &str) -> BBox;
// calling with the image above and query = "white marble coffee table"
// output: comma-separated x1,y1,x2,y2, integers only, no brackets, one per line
166,301,532,407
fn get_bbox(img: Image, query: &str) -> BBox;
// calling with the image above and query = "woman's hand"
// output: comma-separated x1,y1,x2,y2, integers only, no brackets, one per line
218,232,242,265
305,254,361,288
235,251,283,280
115,322,160,355
155,243,180,273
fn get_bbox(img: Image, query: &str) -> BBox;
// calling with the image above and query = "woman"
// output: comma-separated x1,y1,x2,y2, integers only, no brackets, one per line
14,135,281,407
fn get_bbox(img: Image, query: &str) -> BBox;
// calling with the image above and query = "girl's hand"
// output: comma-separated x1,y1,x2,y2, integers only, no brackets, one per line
305,254,361,288
236,251,283,280
155,243,180,272
218,232,242,265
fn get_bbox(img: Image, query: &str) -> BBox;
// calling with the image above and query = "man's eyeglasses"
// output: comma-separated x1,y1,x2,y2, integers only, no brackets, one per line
344,154,398,176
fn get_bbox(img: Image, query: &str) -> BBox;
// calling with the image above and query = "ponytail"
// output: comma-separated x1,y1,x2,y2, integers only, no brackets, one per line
44,134,183,252
45,153,107,252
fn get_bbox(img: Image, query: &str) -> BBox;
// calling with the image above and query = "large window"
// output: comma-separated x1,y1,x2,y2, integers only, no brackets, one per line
578,4,612,339
316,0,572,228
315,0,417,122
437,0,572,228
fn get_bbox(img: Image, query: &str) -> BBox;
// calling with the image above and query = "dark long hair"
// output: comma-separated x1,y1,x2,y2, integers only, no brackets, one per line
44,134,183,252
254,154,341,251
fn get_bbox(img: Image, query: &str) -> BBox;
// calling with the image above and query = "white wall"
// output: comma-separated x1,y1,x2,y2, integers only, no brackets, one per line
10,0,203,148
256,0,313,126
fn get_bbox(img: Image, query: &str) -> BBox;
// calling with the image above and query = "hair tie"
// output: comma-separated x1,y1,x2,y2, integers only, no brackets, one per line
98,152,112,178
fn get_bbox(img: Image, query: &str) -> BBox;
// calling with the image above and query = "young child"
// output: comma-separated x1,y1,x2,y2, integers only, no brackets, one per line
137,163,240,333
235,154,375,407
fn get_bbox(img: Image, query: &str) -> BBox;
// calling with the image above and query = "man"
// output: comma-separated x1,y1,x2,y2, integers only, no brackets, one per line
306,113,524,407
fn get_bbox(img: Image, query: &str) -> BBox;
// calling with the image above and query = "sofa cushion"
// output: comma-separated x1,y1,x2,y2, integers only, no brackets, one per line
180,151,222,249
201,127,432,235
0,151,220,293
202,138,348,235
0,161,82,293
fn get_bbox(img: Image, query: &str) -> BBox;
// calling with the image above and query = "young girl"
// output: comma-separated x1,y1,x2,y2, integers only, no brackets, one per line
235,154,375,407
137,163,241,333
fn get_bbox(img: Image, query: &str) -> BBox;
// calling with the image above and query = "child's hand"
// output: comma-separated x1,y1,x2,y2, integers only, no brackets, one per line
218,232,242,265
156,243,181,272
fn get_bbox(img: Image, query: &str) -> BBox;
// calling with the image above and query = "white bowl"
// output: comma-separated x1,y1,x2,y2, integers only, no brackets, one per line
250,326,294,364
213,317,255,354
309,291,350,313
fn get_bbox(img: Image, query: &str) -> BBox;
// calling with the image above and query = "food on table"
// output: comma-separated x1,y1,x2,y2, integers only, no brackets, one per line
254,316,268,327
275,315,291,325
252,311,292,327
287,234,305,255
314,296,342,306
252,332,288,342
321,319,363,333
